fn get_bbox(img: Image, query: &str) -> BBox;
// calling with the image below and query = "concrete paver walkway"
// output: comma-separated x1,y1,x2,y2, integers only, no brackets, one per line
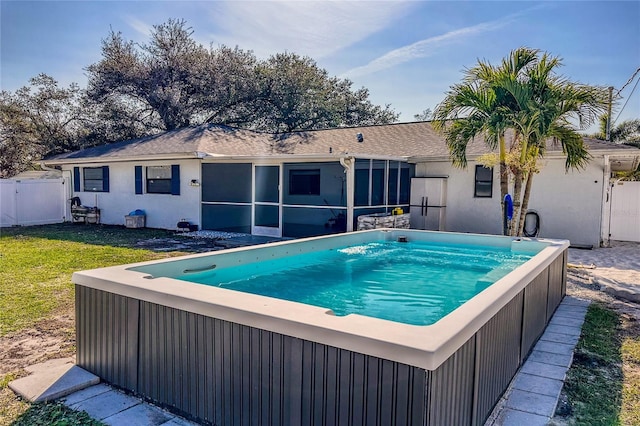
9,358,99,402
61,384,198,425
486,296,590,425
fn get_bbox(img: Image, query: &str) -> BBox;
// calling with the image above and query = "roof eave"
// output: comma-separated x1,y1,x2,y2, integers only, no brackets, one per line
43,152,206,165
409,148,640,164
201,153,410,162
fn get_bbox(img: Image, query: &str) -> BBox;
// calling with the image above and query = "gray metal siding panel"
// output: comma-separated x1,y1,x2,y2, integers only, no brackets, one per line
473,292,524,426
75,286,138,390
559,250,567,298
547,250,566,317
132,300,427,425
283,335,303,424
428,337,475,426
521,268,550,360
378,359,395,425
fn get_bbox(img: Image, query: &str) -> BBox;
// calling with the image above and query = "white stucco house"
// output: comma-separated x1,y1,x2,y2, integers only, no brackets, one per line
43,121,640,247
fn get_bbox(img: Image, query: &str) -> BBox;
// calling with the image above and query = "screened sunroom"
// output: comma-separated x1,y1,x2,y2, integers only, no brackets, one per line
201,156,413,238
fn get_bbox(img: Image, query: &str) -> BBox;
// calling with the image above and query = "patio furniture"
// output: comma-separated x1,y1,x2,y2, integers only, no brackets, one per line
70,197,100,224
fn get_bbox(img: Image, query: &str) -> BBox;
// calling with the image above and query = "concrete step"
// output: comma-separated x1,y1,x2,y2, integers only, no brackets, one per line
9,357,99,402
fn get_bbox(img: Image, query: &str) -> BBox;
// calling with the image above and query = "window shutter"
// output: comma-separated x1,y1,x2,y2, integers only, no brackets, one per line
135,166,143,194
171,165,180,195
73,167,80,192
102,166,110,192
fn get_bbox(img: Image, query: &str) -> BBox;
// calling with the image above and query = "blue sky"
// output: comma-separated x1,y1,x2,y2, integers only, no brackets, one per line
2,1,639,132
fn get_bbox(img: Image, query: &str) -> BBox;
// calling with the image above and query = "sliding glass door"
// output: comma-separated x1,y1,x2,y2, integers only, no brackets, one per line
253,165,281,237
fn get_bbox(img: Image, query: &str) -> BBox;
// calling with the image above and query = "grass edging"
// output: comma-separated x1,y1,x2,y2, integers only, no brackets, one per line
556,302,640,424
11,402,105,426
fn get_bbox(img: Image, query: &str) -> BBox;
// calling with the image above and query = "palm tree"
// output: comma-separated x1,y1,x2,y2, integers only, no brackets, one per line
590,118,640,181
434,47,608,236
433,48,539,235
593,116,640,143
494,51,608,235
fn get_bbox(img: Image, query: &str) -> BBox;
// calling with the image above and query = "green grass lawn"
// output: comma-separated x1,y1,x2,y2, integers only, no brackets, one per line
0,224,191,425
559,303,640,425
0,224,186,335
10,402,105,426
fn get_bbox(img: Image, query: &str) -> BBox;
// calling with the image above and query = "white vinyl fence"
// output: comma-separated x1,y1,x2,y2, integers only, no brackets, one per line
609,180,640,243
0,179,68,227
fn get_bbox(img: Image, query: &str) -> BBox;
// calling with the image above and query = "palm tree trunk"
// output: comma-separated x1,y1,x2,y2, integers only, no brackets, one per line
499,133,509,235
510,136,531,236
517,152,539,236
510,170,523,236
517,170,535,236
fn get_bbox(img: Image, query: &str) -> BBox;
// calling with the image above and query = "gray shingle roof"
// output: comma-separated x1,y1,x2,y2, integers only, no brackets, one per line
46,122,639,162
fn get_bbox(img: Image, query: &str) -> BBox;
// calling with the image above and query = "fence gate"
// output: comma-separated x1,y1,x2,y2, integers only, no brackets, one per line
609,180,640,242
0,179,68,227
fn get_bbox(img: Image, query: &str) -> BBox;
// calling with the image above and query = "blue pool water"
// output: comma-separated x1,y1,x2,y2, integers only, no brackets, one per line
181,241,535,325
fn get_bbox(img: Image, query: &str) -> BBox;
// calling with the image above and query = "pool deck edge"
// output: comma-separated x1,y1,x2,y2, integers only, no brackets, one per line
71,230,568,372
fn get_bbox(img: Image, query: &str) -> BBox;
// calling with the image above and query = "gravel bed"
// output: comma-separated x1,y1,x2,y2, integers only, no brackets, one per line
179,230,248,240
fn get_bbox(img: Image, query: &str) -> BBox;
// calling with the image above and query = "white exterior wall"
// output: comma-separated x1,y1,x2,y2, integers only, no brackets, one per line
416,156,606,247
61,160,202,230
526,158,604,247
414,161,503,235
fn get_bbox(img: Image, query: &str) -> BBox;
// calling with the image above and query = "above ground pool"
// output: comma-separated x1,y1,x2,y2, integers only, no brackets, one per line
73,229,568,425
159,240,538,326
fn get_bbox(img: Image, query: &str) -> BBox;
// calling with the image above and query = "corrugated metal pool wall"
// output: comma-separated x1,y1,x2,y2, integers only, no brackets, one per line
75,287,138,390
76,286,428,425
75,248,566,425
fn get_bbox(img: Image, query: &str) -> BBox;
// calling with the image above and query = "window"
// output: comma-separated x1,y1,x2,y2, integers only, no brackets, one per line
136,164,180,195
82,167,109,192
146,165,173,194
355,160,412,206
289,169,320,195
371,160,386,205
474,165,493,197
354,168,369,206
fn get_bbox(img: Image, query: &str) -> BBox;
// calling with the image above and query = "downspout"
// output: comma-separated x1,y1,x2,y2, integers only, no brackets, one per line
599,155,612,247
39,161,59,173
340,156,355,232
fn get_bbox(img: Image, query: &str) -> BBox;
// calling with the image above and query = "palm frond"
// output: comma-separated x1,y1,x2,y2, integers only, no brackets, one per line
549,123,591,170
442,115,492,168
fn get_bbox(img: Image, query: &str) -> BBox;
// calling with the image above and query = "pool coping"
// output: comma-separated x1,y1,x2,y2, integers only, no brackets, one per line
72,229,569,371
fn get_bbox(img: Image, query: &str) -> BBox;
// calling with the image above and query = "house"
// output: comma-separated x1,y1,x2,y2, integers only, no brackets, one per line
411,135,640,247
44,123,417,238
44,122,640,246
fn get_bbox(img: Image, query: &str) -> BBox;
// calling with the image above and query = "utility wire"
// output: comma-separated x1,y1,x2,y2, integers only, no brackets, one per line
614,67,640,98
612,76,640,126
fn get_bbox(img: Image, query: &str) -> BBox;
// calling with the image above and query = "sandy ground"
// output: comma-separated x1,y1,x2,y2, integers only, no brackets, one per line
566,241,640,319
0,313,75,377
0,239,638,422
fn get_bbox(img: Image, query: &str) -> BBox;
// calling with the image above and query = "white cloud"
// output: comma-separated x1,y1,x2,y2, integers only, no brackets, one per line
343,12,525,78
204,1,416,59
125,16,153,38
